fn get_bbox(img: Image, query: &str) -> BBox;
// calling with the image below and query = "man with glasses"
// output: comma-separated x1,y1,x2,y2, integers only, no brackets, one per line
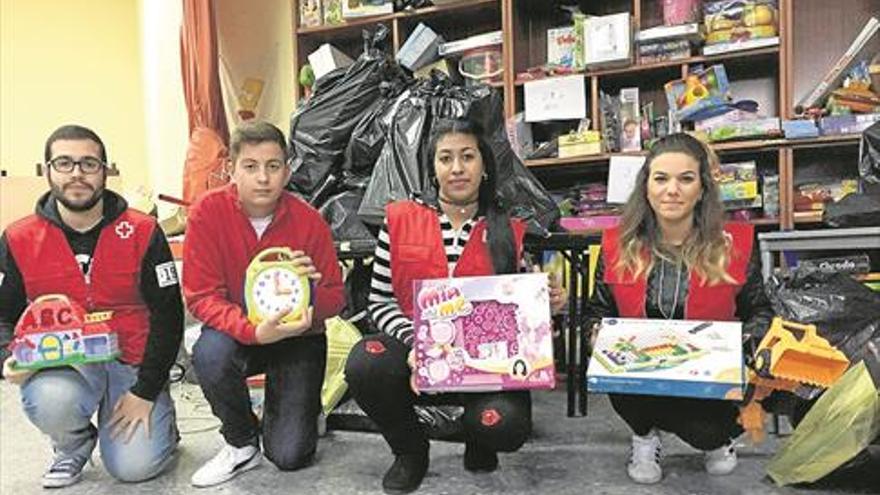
0,124,183,487
182,121,344,487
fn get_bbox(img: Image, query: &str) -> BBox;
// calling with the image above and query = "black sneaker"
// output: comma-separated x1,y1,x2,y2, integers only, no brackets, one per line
463,443,498,473
382,451,429,494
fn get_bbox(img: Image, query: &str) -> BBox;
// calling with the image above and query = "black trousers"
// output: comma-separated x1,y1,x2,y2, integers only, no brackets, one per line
609,393,743,451
345,333,532,456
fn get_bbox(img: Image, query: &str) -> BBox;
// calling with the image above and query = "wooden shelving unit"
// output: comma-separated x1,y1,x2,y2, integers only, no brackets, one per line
514,45,780,85
524,135,862,168
291,0,878,231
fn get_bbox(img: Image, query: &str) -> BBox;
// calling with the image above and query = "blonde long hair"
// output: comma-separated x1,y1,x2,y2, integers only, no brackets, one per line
613,133,735,285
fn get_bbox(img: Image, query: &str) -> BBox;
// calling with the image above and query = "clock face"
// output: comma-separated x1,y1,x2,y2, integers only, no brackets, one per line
251,267,307,317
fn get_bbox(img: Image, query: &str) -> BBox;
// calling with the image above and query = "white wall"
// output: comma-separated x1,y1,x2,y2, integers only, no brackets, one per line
215,0,295,135
140,0,189,217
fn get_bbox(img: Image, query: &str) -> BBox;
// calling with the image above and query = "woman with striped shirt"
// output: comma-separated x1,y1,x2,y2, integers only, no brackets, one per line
345,118,565,494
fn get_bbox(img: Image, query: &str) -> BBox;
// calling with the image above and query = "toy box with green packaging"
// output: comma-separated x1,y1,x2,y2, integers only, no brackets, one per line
587,317,745,400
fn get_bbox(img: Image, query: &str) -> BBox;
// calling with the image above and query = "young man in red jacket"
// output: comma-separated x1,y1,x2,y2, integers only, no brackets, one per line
0,125,183,488
183,121,345,487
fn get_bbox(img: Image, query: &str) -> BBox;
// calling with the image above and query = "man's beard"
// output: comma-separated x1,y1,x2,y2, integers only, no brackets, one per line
51,181,104,212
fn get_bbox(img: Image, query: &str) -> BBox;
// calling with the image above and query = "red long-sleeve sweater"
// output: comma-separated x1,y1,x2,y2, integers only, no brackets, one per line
182,184,345,344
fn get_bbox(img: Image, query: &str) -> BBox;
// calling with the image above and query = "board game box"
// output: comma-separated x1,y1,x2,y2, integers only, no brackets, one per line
413,273,555,392
587,318,744,400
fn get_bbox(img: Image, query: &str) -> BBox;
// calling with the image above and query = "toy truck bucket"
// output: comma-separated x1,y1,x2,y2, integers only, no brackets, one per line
754,318,850,387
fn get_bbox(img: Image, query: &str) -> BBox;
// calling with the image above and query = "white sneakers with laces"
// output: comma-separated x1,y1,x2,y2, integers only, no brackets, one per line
191,443,262,488
704,441,738,476
42,455,90,488
627,430,663,484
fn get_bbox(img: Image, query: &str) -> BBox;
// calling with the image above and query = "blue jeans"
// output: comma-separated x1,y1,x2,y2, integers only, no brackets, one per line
192,327,326,471
20,362,179,482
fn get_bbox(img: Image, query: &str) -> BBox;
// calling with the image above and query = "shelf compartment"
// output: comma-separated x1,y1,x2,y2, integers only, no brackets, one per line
524,135,863,168
296,0,498,35
514,46,781,86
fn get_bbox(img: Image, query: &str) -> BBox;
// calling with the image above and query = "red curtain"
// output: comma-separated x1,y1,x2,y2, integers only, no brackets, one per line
180,0,230,204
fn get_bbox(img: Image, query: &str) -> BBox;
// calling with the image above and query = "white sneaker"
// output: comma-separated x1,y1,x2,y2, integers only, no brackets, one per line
704,442,737,476
191,443,262,488
627,431,662,484
42,432,96,488
42,456,89,488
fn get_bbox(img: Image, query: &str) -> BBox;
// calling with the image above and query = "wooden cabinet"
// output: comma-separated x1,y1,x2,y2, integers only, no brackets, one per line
290,0,880,231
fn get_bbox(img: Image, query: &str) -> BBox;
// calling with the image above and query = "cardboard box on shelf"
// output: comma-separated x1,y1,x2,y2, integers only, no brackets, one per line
307,44,354,81
718,161,758,201
524,74,587,122
397,23,444,71
558,130,602,158
547,26,577,69
322,0,343,25
341,0,393,19
299,0,322,28
664,64,731,121
619,88,641,152
818,113,880,136
438,31,503,57
584,12,632,68
703,0,778,45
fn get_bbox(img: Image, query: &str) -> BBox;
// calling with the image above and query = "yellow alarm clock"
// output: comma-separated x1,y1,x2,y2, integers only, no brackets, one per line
244,247,311,325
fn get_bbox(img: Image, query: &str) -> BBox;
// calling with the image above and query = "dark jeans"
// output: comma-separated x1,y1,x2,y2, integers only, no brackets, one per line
345,333,532,456
609,393,743,451
192,327,326,470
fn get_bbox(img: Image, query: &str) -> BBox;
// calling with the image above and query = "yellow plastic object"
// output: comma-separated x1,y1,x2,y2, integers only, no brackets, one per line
244,248,310,325
766,361,880,486
321,317,362,415
754,318,849,387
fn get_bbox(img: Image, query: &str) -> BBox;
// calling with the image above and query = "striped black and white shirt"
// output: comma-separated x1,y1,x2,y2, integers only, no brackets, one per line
368,210,478,346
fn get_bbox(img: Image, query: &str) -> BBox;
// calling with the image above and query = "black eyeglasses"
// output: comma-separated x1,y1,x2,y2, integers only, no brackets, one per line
47,156,106,174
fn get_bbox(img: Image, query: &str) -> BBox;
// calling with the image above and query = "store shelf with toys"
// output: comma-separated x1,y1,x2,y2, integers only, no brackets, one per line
503,0,879,232
291,0,880,232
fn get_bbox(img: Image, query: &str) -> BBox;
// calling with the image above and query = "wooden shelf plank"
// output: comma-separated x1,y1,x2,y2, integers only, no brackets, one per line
396,0,497,21
524,152,644,168
786,134,862,149
514,46,781,86
524,135,863,168
296,0,497,35
297,13,396,35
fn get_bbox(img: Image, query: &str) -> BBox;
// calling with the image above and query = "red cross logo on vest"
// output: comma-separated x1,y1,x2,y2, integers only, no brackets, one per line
115,220,134,240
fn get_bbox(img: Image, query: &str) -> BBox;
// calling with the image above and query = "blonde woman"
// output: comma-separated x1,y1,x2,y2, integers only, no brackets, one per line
587,133,773,484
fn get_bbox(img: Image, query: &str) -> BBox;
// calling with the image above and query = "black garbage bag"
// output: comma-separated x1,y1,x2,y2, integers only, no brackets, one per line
358,92,432,224
824,192,880,228
318,188,376,243
859,121,880,184
357,75,560,233
763,271,880,434
288,26,395,197
343,85,411,176
766,270,880,360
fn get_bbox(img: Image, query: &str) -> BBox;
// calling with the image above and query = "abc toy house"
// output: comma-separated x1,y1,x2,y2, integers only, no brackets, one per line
10,294,120,370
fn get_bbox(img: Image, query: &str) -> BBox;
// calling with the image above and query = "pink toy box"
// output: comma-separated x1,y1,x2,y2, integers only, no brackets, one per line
413,273,556,392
